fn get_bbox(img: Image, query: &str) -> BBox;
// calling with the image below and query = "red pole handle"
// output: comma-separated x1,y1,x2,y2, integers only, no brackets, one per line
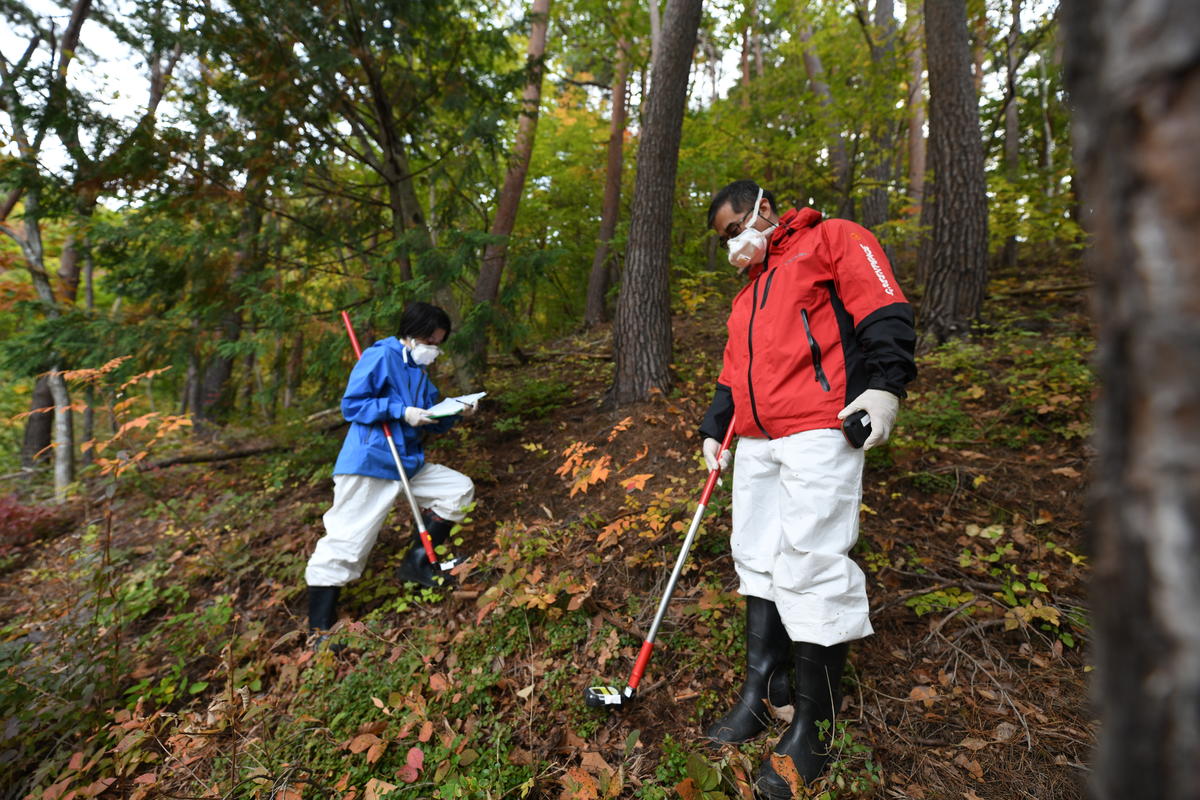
628,640,655,691
341,310,364,359
698,415,737,506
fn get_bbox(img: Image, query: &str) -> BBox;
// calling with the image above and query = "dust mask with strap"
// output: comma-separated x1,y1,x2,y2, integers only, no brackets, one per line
407,340,441,366
726,188,776,271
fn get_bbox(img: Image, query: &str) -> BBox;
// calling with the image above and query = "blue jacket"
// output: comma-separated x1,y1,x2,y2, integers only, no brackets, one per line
332,336,457,479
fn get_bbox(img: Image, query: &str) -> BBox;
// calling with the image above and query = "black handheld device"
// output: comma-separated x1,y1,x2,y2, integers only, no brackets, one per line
841,409,872,448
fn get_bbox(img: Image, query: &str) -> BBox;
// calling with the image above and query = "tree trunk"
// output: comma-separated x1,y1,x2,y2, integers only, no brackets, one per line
739,27,751,109
473,0,552,360
585,37,630,328
1061,2,1200,798
917,0,989,347
799,26,853,219
1001,0,1022,272
20,376,54,468
861,0,898,234
283,331,304,410
905,0,927,225
609,0,702,405
199,166,268,422
48,370,73,503
648,0,662,69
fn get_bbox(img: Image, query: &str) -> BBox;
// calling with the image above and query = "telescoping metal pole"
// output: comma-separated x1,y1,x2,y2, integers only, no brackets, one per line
584,415,736,708
341,310,453,569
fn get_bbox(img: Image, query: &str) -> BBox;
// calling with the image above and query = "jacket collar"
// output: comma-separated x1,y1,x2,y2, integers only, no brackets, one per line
744,207,823,280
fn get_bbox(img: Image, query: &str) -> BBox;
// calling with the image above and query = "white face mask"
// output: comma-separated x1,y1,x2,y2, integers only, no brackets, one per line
407,340,441,365
726,188,776,271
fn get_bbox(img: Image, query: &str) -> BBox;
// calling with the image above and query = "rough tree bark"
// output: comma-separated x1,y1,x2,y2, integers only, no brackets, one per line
584,35,629,328
608,0,702,405
917,0,989,347
1061,1,1200,798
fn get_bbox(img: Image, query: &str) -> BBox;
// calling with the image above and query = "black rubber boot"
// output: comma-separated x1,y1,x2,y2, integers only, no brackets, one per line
705,596,792,743
754,642,850,799
307,586,340,632
396,512,456,588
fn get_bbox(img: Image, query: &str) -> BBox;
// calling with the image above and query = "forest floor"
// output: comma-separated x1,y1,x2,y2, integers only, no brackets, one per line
0,259,1096,800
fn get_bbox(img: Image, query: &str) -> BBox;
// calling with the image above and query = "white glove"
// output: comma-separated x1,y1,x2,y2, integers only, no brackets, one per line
403,406,435,427
702,437,732,472
458,400,477,417
838,389,899,450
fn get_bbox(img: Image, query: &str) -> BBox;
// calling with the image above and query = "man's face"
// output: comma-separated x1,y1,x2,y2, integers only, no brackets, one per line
712,199,765,250
713,202,750,250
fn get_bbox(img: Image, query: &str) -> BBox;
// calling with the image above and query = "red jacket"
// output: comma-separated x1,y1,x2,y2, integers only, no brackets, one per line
701,208,917,441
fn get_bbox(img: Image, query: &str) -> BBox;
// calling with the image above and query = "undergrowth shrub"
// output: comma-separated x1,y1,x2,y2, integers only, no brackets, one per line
0,493,67,553
897,325,1093,450
495,378,571,420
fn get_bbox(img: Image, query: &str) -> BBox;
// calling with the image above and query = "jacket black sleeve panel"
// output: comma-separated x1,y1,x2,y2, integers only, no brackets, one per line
854,303,918,398
699,382,735,441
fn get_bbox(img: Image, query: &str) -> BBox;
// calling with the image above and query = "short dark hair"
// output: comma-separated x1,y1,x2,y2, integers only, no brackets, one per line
707,180,777,229
398,302,452,340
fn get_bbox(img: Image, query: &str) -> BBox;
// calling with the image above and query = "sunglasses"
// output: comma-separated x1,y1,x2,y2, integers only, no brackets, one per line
717,205,759,249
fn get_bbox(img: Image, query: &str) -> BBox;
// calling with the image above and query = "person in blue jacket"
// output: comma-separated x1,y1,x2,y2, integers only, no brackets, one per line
305,302,476,638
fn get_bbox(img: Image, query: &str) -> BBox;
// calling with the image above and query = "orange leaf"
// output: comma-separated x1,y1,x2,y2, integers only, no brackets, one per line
620,474,654,492
560,767,599,800
363,778,397,800
347,733,381,754
606,417,634,442
675,778,701,800
418,721,433,743
909,685,938,706
769,753,802,795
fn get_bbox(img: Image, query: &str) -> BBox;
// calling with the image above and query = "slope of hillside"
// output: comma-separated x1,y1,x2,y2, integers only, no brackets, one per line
0,274,1094,800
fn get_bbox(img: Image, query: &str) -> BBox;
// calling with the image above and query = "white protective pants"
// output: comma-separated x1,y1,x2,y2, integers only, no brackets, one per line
305,464,475,587
730,429,871,646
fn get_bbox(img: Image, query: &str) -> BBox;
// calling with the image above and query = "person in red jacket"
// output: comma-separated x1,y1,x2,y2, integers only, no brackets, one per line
698,180,916,798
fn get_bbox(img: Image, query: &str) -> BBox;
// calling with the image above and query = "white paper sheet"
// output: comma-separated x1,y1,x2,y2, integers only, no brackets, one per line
427,391,487,418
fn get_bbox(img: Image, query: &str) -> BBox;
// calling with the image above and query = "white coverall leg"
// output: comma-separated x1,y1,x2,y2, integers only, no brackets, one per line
305,464,474,587
730,430,872,646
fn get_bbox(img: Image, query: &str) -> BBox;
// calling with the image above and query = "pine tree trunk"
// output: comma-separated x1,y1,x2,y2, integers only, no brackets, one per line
609,0,702,405
585,36,629,328
1062,1,1200,797
918,0,989,347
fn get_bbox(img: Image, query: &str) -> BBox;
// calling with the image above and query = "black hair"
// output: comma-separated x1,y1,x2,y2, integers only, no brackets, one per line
398,302,452,340
706,179,777,229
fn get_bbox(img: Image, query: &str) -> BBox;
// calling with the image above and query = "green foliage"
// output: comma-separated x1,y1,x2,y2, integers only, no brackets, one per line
494,377,573,419
897,324,1094,450
820,719,885,797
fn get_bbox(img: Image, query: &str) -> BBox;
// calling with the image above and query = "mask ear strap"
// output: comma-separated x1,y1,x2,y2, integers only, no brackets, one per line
750,188,763,224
